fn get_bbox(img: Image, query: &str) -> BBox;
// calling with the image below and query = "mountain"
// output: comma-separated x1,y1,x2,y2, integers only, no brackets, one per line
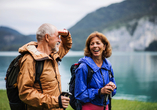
0,26,35,51
28,34,36,41
69,0,157,51
102,16,157,51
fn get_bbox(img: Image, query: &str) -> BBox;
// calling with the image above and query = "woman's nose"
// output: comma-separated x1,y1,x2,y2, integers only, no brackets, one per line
93,43,97,47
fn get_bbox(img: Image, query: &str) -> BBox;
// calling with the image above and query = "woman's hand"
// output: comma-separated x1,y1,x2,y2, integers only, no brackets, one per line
100,82,116,95
106,81,117,90
101,85,113,95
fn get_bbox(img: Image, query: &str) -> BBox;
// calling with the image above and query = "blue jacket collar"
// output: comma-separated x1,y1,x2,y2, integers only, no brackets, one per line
78,56,111,72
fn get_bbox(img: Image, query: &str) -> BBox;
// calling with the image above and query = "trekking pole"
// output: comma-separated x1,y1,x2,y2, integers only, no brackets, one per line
104,93,112,110
109,93,112,110
103,94,108,110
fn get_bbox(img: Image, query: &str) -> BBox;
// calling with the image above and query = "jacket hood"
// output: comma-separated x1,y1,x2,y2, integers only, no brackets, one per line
78,56,111,72
18,41,52,61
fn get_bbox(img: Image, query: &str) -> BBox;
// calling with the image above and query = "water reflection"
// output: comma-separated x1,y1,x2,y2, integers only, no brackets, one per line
108,52,157,102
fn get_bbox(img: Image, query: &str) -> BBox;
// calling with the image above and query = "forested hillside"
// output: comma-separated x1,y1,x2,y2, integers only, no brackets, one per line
0,26,34,51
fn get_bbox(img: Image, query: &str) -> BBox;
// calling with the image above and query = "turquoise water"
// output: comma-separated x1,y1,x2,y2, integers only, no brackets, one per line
0,51,157,102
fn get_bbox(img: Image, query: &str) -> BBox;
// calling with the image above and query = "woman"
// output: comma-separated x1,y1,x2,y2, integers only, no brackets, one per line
75,31,117,110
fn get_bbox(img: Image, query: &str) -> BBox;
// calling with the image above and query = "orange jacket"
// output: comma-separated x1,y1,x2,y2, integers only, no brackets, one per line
17,34,72,110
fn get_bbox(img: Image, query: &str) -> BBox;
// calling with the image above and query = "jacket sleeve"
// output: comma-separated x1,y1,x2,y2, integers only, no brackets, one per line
110,67,117,97
58,32,72,59
17,55,60,109
74,64,99,103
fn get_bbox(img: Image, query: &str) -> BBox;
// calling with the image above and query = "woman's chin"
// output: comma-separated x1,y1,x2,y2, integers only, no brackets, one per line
92,54,102,58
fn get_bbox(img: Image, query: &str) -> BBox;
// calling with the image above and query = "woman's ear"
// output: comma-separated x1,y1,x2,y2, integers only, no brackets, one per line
45,34,49,42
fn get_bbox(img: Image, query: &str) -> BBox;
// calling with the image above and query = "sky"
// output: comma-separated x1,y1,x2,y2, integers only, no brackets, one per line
0,0,124,35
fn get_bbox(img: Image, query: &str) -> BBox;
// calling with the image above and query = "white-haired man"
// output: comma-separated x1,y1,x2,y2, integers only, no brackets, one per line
17,23,72,110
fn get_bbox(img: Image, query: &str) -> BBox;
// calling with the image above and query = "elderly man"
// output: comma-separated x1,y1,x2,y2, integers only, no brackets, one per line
17,23,72,110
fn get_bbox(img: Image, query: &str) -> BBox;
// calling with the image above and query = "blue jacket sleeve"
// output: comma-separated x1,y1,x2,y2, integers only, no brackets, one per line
110,67,117,97
74,64,99,103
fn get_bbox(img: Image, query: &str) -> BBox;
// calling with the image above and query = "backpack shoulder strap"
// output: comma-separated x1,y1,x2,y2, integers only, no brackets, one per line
108,69,114,79
71,63,94,84
103,67,114,79
87,65,94,84
35,60,45,93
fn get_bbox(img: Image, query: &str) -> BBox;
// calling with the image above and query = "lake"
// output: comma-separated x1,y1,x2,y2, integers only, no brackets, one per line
0,51,157,103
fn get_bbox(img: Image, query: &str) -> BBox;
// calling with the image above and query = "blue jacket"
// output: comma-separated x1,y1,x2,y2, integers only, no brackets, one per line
74,56,117,106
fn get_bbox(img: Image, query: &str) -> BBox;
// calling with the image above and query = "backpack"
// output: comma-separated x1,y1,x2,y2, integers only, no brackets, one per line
5,53,44,110
69,63,114,110
69,63,94,110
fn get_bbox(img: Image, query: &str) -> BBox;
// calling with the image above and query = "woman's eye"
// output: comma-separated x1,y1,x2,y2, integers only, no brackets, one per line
97,42,100,45
90,43,94,45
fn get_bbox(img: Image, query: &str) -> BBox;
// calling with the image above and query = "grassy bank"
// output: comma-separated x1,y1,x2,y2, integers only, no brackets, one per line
1,90,157,110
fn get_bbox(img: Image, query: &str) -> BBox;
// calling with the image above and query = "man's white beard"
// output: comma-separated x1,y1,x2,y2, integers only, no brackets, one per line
54,42,60,52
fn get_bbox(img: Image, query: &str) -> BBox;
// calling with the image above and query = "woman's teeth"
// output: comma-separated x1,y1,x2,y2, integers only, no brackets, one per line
94,50,99,52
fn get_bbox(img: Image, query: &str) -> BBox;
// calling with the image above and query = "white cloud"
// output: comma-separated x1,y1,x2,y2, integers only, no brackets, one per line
0,0,123,34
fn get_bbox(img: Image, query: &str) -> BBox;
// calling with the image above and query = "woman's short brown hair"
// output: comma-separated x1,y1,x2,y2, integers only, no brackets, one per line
84,31,112,59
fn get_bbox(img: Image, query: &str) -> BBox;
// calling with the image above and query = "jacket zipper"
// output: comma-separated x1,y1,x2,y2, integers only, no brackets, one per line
51,57,61,94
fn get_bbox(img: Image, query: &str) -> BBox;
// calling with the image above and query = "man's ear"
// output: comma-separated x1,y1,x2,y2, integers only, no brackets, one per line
45,34,49,42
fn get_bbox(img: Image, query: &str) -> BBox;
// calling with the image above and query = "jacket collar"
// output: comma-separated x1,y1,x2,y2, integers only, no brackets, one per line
78,56,111,72
19,41,61,61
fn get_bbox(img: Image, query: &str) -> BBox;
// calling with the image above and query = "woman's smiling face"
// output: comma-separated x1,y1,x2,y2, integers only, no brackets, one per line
89,37,105,58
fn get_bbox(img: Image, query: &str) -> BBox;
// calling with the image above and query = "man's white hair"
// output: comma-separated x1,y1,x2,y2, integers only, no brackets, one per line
36,23,57,41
